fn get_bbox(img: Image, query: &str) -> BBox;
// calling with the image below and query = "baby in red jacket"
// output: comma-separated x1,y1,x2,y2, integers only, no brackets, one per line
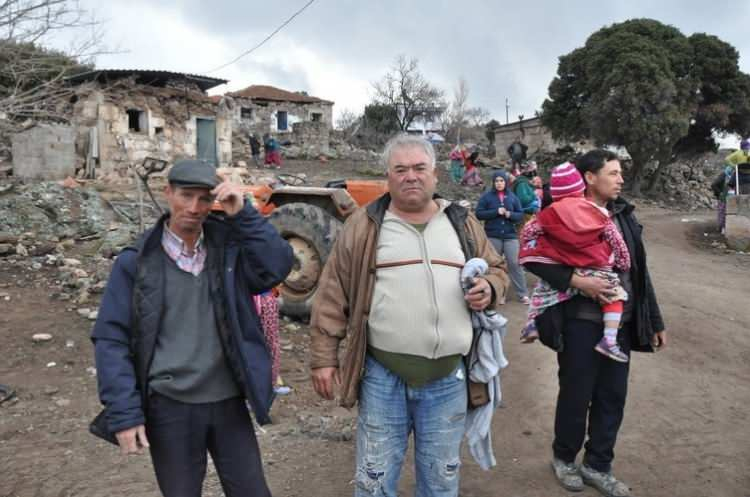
519,162,631,362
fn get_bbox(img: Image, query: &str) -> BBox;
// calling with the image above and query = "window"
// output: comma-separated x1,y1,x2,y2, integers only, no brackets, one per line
311,112,322,122
154,126,164,135
277,111,288,131
127,109,146,133
241,107,253,120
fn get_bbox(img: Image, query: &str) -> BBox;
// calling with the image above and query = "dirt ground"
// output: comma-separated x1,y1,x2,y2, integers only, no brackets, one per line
1,160,749,497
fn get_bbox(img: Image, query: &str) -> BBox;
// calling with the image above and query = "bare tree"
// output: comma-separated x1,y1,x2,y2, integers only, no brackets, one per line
0,0,105,150
466,106,491,127
334,108,360,131
371,55,444,131
449,77,469,142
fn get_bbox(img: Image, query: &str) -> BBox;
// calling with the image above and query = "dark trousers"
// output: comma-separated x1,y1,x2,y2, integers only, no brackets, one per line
146,394,271,497
553,319,630,473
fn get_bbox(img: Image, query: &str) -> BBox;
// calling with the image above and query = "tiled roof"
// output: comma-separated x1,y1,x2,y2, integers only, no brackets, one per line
229,85,333,105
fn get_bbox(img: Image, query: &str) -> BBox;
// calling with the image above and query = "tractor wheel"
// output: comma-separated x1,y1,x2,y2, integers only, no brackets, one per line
269,203,343,319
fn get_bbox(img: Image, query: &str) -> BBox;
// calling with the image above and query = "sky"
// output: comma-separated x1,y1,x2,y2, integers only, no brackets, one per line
51,0,750,129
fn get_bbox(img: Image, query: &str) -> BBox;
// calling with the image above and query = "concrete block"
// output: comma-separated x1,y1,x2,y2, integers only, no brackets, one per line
12,124,76,180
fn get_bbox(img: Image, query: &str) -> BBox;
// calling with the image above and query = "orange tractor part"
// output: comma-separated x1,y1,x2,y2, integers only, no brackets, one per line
213,178,388,319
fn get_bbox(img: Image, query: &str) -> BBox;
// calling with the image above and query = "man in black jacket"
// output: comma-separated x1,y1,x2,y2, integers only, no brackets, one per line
525,149,666,497
92,159,293,497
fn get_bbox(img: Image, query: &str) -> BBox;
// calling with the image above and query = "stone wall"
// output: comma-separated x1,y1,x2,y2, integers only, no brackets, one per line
70,80,231,178
494,117,591,161
12,124,76,180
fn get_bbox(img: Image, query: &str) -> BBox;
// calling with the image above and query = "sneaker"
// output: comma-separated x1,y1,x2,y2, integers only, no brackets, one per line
520,322,539,343
580,464,630,497
520,296,530,305
550,458,583,492
594,338,629,363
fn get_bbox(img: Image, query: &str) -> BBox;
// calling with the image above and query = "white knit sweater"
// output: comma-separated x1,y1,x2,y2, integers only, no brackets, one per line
367,200,473,359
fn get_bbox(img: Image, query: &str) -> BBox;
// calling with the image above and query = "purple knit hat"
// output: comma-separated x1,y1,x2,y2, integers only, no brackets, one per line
550,162,585,201
741,139,750,150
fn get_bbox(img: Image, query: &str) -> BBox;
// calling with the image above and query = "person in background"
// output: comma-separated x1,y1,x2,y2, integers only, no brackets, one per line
264,134,282,169
249,134,261,167
713,139,750,233
449,143,468,183
507,137,528,170
724,138,750,166
461,151,485,187
475,170,529,304
512,161,541,227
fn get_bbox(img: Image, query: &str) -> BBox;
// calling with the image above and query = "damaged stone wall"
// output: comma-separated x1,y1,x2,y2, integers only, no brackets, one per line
71,78,232,179
227,96,333,163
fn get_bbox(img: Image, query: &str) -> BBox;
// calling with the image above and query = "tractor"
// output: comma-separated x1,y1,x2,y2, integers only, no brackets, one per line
226,174,388,319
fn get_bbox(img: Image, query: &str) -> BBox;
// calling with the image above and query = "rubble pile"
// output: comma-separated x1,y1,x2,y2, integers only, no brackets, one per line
0,181,143,306
656,154,725,210
282,138,380,162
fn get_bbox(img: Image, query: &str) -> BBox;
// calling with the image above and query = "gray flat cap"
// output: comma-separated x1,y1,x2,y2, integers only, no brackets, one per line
167,159,220,189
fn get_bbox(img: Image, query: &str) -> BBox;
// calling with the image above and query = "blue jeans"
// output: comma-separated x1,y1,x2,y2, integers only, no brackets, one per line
489,237,528,299
355,355,467,497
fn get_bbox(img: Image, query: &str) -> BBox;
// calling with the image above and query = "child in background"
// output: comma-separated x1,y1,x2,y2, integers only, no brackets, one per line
519,162,631,362
449,144,467,183
461,151,485,187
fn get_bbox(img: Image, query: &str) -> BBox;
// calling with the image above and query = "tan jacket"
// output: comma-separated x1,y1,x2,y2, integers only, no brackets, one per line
310,194,509,408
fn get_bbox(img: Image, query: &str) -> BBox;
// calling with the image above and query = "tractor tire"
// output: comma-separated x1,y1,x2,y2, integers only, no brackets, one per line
269,203,343,320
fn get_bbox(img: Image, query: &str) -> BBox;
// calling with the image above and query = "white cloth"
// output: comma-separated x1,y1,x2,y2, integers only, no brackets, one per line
462,257,509,470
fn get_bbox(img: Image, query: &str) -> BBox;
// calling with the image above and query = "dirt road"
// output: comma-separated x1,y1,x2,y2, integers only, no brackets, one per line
1,161,749,497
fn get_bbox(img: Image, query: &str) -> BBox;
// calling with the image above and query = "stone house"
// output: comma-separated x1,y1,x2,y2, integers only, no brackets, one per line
224,85,334,161
64,69,231,178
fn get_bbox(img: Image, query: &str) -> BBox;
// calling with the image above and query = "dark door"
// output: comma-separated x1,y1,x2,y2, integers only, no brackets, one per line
196,118,217,166
277,111,288,131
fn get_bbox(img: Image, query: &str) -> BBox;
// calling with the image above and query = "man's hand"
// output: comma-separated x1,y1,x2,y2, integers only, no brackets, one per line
311,367,340,401
211,181,244,216
115,425,150,456
571,274,617,304
652,330,668,350
465,277,492,311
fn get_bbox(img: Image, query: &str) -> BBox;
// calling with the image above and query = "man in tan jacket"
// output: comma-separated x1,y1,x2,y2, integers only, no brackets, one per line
310,134,509,497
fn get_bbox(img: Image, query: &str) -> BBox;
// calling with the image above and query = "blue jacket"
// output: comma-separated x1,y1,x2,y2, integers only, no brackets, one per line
475,171,524,240
91,203,293,433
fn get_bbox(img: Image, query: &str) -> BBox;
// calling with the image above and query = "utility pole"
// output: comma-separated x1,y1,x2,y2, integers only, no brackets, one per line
505,98,509,124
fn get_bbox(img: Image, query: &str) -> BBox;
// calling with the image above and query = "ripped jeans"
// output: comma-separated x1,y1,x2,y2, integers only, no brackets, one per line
355,355,467,497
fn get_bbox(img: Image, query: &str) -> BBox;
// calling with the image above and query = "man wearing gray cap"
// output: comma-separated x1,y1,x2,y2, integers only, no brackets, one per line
92,159,293,496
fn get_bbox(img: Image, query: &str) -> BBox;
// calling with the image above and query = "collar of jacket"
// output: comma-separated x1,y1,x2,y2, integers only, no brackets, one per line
365,192,468,225
365,192,475,259
609,196,635,216
130,211,230,256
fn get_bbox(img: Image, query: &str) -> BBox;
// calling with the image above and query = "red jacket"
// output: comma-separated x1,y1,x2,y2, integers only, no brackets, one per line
519,197,612,268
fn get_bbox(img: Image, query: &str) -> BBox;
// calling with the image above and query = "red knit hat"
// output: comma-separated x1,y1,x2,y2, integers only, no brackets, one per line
550,162,585,201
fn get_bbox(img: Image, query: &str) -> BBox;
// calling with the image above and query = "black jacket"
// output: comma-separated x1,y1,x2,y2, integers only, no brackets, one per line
525,196,664,353
92,204,293,432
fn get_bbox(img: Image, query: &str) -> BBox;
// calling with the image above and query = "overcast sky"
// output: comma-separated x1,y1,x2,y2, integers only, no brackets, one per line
60,0,750,127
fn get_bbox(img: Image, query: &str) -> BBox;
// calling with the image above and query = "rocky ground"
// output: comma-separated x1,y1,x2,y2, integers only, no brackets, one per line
1,159,749,497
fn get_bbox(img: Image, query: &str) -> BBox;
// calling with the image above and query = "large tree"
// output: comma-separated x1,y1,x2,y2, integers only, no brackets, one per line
372,55,444,131
542,18,750,194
